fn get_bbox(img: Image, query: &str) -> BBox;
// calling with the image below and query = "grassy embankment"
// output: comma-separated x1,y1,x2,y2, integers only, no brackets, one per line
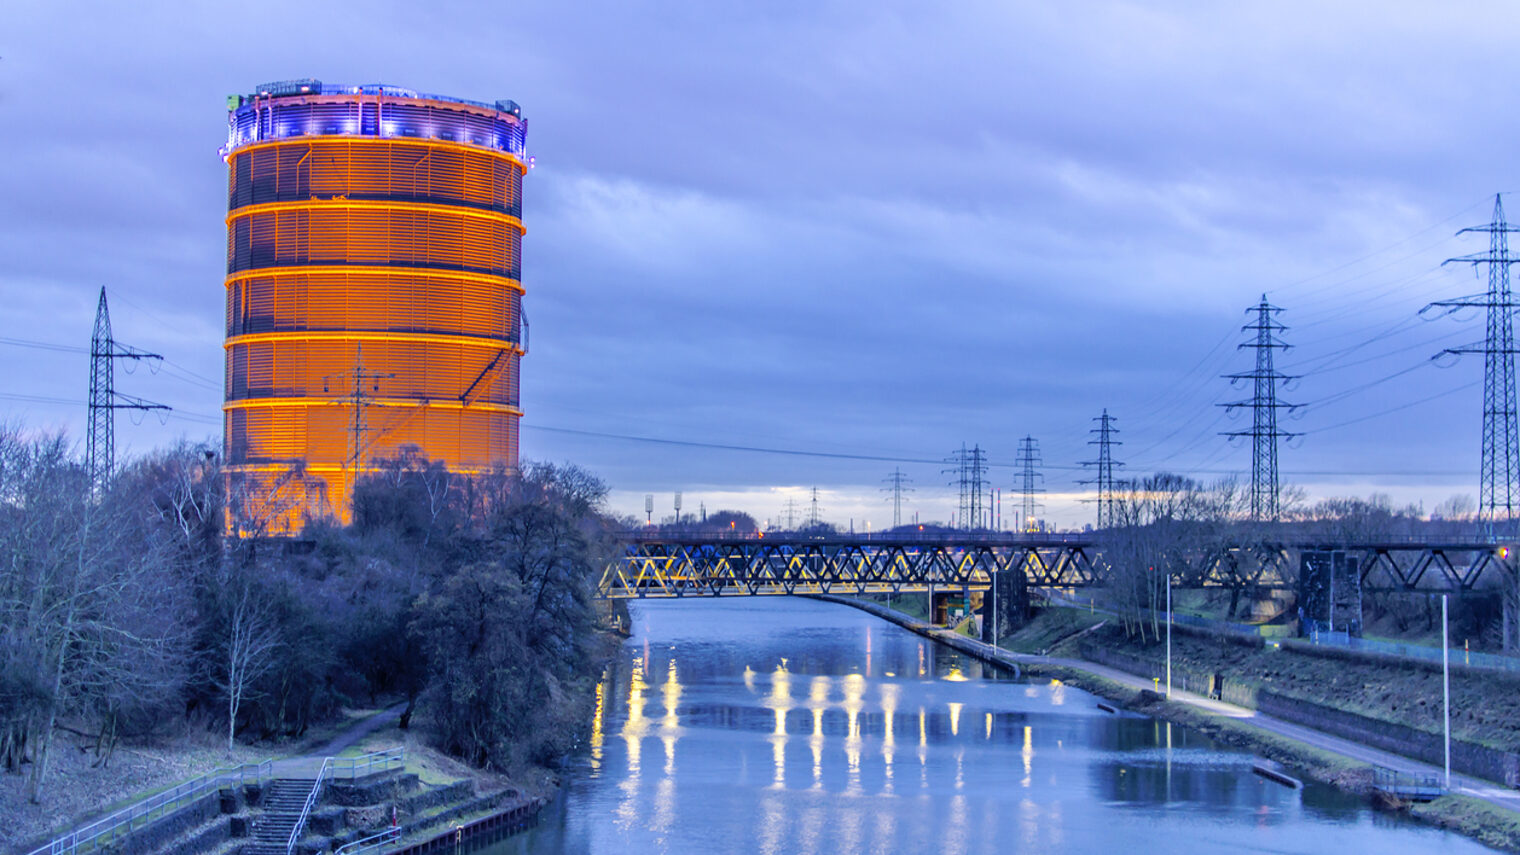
1001,606,1520,851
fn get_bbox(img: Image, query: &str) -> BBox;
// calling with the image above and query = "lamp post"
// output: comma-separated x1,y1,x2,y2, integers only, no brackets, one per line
1443,594,1451,790
992,569,999,646
1166,571,1172,700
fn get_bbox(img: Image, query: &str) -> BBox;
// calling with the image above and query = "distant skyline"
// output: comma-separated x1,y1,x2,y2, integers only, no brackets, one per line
2,1,1517,530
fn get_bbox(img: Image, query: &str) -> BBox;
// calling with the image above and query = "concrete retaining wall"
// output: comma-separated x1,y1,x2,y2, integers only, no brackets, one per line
1082,642,1520,787
98,793,222,855
1256,691,1520,787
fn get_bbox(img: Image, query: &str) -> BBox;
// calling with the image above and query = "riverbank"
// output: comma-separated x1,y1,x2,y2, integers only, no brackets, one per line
813,594,1520,852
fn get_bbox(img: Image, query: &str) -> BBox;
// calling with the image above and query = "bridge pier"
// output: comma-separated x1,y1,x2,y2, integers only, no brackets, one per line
982,569,1029,644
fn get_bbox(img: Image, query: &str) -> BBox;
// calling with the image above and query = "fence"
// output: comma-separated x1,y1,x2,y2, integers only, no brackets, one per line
1306,630,1520,675
1044,592,1293,640
331,746,406,780
24,760,273,855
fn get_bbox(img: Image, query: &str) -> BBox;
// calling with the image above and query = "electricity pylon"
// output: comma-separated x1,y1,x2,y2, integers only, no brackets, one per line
1426,194,1520,538
882,467,913,528
1015,436,1044,532
807,487,824,527
1220,296,1298,521
943,444,988,529
781,497,801,530
1080,410,1123,529
322,343,395,488
86,287,168,493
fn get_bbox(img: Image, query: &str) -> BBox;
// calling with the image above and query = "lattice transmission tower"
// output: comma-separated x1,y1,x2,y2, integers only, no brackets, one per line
1220,296,1299,521
86,287,168,492
807,487,824,527
1079,409,1123,529
1426,195,1520,538
1015,436,1044,532
943,444,988,529
781,497,801,529
882,467,914,528
322,343,396,489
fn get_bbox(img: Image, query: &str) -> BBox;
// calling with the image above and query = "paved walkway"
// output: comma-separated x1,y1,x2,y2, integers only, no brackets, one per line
819,595,1520,816
271,701,407,778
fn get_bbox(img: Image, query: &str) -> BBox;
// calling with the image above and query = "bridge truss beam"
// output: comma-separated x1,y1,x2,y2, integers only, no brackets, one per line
599,536,1517,599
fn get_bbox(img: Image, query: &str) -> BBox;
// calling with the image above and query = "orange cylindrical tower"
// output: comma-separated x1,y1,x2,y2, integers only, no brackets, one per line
221,80,527,533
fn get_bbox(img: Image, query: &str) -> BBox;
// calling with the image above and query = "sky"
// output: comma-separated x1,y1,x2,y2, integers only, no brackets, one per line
1,1,1517,530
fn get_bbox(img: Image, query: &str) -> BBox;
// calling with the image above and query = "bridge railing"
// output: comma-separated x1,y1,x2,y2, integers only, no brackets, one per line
617,529,1092,546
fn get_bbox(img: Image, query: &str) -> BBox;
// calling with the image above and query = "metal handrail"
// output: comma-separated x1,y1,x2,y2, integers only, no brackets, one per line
329,746,405,780
332,826,401,855
1374,765,1446,797
25,760,273,855
286,758,331,855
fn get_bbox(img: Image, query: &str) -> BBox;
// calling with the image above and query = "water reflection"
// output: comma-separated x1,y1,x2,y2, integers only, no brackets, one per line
484,598,1498,855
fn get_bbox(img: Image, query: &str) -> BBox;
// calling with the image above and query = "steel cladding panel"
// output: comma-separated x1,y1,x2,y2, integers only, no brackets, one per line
223,89,525,533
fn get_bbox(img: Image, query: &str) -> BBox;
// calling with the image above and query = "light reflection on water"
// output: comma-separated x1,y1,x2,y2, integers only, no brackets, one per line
482,598,1499,855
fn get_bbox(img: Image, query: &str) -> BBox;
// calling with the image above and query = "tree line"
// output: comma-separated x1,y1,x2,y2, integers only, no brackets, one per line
0,428,617,805
1095,471,1501,644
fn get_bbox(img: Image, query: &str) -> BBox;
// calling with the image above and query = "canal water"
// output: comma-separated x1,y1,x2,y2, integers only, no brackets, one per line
488,598,1495,854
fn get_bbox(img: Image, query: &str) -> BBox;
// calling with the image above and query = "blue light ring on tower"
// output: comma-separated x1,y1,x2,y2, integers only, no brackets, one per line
226,89,527,157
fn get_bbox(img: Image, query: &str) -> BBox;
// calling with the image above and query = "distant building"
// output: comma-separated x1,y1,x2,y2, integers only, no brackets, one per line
220,80,528,533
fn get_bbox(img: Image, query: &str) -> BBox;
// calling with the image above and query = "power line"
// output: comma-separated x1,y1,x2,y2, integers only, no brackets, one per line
1304,379,1480,437
0,336,86,354
527,422,1470,477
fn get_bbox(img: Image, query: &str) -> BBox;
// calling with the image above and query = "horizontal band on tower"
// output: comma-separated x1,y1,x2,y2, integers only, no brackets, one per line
226,330,524,351
227,198,525,231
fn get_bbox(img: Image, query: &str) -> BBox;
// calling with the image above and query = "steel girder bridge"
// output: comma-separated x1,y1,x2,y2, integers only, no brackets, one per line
597,532,1518,599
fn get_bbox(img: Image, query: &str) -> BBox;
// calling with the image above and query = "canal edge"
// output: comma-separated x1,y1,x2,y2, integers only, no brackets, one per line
805,593,1520,853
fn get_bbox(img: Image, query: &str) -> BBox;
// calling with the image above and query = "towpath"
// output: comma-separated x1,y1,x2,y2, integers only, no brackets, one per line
817,595,1520,816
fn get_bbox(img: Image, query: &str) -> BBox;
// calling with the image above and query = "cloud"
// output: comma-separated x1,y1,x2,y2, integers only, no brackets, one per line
1,0,1516,529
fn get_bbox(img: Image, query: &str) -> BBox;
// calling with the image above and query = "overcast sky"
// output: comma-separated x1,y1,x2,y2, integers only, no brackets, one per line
2,1,1517,529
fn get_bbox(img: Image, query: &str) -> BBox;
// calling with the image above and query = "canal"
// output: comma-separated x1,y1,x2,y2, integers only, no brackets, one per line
488,597,1495,854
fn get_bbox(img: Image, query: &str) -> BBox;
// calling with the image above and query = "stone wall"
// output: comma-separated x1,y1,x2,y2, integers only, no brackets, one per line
326,772,422,807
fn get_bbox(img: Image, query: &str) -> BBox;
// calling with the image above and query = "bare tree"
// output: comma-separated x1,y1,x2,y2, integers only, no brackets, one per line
0,428,190,802
213,582,282,756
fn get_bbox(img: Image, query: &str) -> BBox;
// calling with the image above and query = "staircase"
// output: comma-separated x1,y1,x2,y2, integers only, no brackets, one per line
248,778,319,855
